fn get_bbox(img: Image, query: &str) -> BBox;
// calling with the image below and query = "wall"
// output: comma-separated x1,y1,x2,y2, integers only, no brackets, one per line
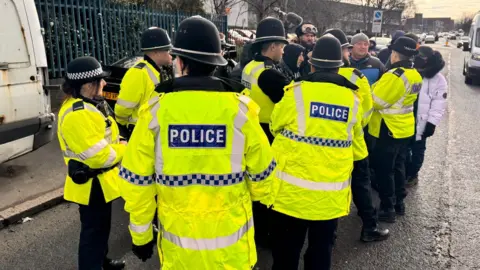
203,0,249,27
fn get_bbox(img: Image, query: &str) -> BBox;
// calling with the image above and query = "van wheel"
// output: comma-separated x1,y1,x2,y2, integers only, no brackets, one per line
465,75,473,85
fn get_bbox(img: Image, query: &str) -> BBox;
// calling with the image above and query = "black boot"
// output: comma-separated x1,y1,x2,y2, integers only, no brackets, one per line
395,203,406,216
361,225,390,242
103,258,126,270
378,209,396,223
405,175,419,187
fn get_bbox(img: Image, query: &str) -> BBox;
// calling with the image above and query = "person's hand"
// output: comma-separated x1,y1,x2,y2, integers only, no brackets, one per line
120,140,127,145
423,122,436,138
132,240,154,262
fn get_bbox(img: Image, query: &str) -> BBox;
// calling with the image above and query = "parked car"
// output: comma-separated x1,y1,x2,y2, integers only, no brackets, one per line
463,12,480,85
370,37,391,52
0,0,55,164
458,36,471,48
425,34,436,43
448,33,457,40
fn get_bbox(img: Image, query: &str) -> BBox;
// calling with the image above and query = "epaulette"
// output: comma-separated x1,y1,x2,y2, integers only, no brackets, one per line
392,68,405,77
353,69,365,78
72,101,85,111
264,59,275,69
134,62,146,69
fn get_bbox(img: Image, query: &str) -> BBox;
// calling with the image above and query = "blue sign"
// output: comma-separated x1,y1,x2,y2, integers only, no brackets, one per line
310,102,350,123
169,125,227,148
375,11,382,19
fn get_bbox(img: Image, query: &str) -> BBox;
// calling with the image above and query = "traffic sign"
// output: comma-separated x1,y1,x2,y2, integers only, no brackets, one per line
372,10,383,33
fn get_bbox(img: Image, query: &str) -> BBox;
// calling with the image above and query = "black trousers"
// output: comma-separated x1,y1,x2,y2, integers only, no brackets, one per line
270,210,338,270
406,137,427,178
78,178,112,270
351,158,377,228
372,137,409,210
252,201,271,249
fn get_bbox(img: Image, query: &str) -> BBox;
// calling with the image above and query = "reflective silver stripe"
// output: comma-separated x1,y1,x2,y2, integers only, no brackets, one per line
156,172,245,187
347,94,360,140
105,127,113,143
350,73,359,84
161,217,253,250
104,147,117,167
372,94,391,108
232,96,249,172
246,159,276,181
380,106,413,115
119,166,155,186
363,107,374,120
148,96,159,106
277,170,351,191
63,139,109,160
145,66,160,86
149,101,163,175
116,98,138,109
130,222,151,233
280,130,352,148
249,63,266,84
293,84,306,136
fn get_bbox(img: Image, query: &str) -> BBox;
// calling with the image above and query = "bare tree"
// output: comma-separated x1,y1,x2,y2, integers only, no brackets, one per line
240,0,281,23
117,0,205,13
209,0,243,15
456,13,475,33
285,0,348,32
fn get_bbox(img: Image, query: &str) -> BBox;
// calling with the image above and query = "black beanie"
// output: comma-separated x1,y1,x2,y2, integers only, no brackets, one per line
283,43,305,72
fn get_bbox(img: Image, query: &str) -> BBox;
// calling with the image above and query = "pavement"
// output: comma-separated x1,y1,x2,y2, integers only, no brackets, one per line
0,41,480,270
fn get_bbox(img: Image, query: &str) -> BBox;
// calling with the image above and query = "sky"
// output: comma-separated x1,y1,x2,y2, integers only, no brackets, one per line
415,0,480,19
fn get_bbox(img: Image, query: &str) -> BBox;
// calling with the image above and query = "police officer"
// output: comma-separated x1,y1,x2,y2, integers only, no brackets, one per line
242,17,289,144
323,28,389,242
115,27,172,139
58,57,126,270
118,16,275,269
369,36,423,222
264,35,368,270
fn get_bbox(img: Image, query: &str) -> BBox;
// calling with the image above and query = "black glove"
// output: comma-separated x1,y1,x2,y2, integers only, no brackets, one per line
132,240,154,262
423,122,436,138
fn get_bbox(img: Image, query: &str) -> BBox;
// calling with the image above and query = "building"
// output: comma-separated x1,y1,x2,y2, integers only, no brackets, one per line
405,14,454,33
203,0,250,28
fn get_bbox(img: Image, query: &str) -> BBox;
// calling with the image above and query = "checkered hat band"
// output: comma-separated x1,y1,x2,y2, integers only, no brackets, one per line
281,130,352,148
67,67,103,81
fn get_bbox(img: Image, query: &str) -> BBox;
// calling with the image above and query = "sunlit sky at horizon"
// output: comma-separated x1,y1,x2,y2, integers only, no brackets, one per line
415,0,479,19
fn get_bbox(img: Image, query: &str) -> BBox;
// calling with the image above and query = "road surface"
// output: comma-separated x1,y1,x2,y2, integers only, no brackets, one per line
0,42,479,270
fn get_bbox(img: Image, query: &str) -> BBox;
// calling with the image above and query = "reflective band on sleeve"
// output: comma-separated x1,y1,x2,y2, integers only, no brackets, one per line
246,159,276,182
156,172,245,187
116,98,138,109
372,94,391,108
293,84,306,136
277,170,351,191
63,139,109,160
145,66,160,86
232,97,248,173
130,222,151,233
119,166,155,186
380,106,413,115
349,73,359,84
161,217,253,250
104,146,117,167
363,108,374,119
281,130,352,148
346,95,360,140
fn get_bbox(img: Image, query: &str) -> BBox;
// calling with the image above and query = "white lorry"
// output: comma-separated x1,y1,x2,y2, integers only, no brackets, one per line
0,0,55,163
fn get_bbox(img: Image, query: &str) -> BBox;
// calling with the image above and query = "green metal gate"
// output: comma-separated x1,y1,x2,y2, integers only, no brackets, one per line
35,0,228,78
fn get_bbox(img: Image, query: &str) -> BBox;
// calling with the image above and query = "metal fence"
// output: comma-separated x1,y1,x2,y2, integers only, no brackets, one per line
35,0,228,78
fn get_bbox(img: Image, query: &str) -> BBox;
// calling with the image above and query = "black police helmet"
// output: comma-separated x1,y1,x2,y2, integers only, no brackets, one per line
66,56,110,85
171,16,227,66
309,34,343,69
253,17,288,45
388,36,418,57
141,27,172,52
323,29,349,48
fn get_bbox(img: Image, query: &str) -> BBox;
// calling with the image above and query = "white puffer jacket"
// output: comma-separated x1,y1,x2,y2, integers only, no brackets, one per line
415,73,448,140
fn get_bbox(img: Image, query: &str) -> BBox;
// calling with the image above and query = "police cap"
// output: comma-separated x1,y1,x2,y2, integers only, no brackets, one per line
66,56,110,84
171,16,227,66
141,27,172,52
388,36,419,57
309,34,343,69
323,29,349,48
253,17,288,45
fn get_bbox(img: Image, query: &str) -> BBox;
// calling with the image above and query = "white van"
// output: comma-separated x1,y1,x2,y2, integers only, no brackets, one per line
463,12,480,85
0,0,55,163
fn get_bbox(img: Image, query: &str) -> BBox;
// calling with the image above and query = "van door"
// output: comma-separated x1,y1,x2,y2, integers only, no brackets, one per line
0,0,54,163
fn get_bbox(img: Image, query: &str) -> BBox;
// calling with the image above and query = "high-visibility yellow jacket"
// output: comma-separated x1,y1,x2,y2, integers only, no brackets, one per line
58,98,126,205
242,60,275,123
369,67,423,139
263,79,367,221
115,59,160,126
118,83,275,269
338,67,373,127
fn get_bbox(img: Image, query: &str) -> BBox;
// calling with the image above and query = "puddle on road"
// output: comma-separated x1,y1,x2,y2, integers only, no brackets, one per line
0,165,28,178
